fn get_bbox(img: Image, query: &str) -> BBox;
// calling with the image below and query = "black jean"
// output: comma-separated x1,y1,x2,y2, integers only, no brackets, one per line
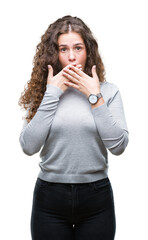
31,177,116,240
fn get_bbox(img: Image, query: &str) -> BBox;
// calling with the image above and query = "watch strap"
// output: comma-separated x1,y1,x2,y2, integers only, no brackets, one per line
96,92,103,100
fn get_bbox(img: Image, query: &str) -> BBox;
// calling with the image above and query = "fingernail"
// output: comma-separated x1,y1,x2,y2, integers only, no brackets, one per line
48,65,51,68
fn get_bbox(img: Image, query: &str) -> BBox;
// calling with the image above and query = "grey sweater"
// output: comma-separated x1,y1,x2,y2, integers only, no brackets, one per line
19,82,129,183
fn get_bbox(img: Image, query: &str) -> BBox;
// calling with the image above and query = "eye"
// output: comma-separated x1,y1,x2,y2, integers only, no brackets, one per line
75,46,82,51
59,47,67,52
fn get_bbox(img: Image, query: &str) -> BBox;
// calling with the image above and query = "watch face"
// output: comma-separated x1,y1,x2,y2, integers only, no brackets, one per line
89,94,98,104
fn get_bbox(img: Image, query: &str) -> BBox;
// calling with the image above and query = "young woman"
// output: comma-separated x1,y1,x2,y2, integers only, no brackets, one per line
19,15,129,240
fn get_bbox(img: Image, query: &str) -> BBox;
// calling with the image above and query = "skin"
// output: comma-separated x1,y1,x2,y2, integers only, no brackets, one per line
47,32,104,108
58,32,87,71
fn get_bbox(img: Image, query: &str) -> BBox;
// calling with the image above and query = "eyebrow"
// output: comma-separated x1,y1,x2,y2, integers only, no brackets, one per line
58,43,84,47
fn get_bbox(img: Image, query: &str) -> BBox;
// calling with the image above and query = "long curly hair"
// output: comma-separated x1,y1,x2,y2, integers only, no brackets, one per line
19,15,106,122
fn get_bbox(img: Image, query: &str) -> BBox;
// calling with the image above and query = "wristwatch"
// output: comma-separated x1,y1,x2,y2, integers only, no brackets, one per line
88,93,103,105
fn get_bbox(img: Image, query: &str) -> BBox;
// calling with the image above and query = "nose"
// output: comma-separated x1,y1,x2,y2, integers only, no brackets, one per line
68,49,76,62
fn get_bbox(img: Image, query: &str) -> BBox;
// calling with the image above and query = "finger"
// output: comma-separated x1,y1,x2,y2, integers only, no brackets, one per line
64,81,79,90
62,71,80,83
70,63,82,68
63,69,81,82
91,65,98,80
48,65,53,79
69,65,84,77
76,64,82,69
64,64,82,70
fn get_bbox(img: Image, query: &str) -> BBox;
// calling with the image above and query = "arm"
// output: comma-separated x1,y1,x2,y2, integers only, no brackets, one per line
19,84,63,156
63,65,129,156
19,64,81,156
92,88,129,155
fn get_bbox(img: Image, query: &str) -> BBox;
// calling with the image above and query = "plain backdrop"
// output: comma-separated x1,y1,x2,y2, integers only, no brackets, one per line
0,0,148,239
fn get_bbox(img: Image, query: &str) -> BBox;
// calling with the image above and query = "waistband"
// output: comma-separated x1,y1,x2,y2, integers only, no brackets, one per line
38,169,108,184
36,176,110,191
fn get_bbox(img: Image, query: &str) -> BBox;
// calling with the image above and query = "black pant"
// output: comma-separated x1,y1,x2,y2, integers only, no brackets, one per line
31,177,116,240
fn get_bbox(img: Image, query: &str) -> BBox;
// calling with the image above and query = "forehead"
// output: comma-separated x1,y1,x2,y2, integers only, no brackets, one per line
58,32,84,45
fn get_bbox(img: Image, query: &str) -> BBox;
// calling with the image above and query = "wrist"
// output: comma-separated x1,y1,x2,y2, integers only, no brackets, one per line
88,92,102,105
86,89,100,98
91,97,104,109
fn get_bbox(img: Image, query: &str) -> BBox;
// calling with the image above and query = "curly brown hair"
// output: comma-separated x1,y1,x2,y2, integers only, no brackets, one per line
18,15,106,122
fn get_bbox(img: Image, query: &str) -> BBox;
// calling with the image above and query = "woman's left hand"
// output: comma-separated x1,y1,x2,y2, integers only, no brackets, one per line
62,65,100,97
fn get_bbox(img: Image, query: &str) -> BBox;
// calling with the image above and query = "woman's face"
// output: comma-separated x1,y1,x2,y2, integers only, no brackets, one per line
58,32,87,71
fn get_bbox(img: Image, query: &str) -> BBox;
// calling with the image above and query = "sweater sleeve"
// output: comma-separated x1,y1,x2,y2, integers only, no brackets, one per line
19,84,64,156
92,86,129,155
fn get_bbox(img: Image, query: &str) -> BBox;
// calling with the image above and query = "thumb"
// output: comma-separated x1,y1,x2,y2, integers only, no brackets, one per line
48,65,53,79
91,65,98,79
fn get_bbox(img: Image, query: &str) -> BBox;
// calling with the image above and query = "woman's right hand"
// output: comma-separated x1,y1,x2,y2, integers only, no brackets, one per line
47,64,82,92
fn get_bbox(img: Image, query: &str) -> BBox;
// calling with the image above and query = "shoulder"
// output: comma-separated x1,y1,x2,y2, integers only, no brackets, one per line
100,81,119,92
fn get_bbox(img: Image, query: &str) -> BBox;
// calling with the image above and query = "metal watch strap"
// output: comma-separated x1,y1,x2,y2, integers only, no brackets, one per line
96,93,103,100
